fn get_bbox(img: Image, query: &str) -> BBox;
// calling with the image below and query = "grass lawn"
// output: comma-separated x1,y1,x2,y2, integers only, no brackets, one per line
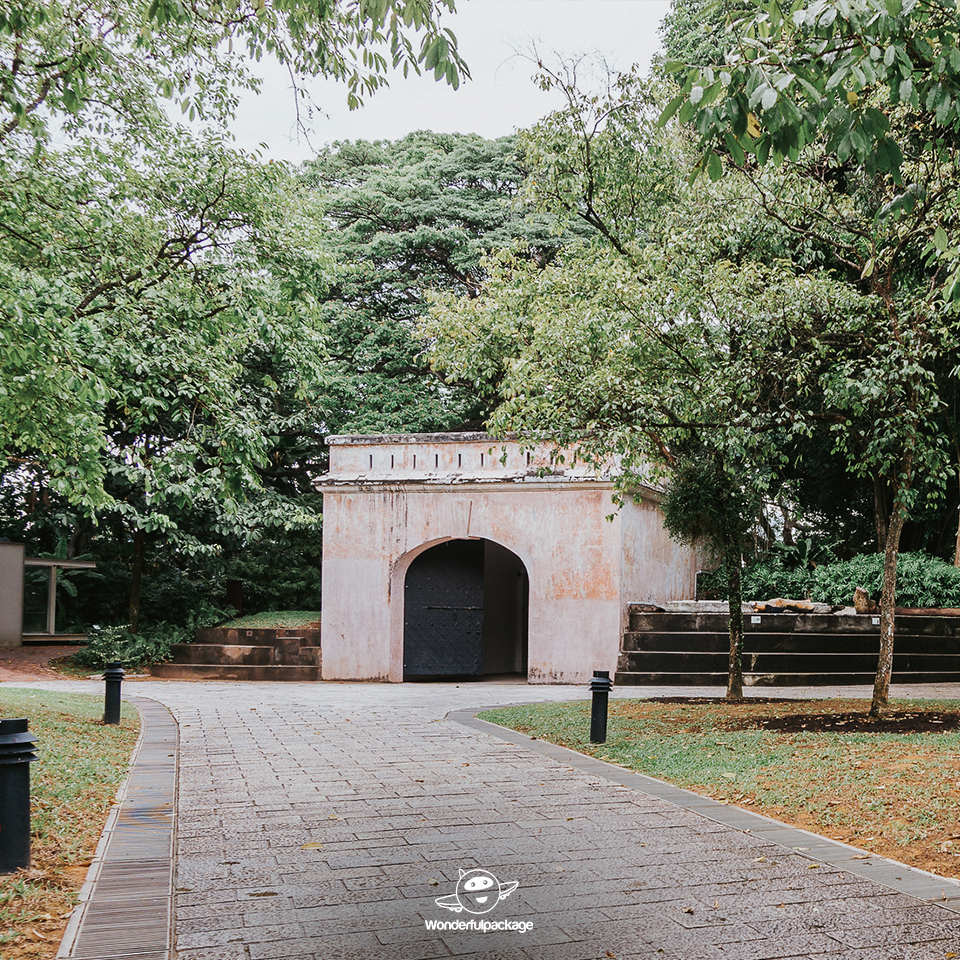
0,689,139,960
220,610,320,629
480,697,960,880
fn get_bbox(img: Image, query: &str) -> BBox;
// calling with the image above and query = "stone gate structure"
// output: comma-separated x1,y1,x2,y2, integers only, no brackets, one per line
318,433,701,683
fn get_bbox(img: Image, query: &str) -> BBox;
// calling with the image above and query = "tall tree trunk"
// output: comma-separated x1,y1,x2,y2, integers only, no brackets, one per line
955,506,960,569
870,508,906,717
129,527,145,634
725,541,744,701
952,426,960,568
873,479,889,552
955,469,960,568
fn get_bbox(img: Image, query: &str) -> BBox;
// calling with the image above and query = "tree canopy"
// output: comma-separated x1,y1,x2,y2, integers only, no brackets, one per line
1,0,467,143
662,0,960,713
1,0,473,630
426,52,960,709
303,130,579,436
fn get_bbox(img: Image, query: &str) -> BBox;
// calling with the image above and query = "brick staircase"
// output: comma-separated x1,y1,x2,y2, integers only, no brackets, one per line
149,626,321,681
616,604,960,686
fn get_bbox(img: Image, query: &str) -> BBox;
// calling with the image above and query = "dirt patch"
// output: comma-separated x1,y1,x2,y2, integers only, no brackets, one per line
643,696,960,733
0,646,80,683
753,710,960,733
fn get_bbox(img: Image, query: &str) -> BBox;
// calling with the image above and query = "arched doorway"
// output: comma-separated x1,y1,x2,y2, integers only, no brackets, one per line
403,539,528,680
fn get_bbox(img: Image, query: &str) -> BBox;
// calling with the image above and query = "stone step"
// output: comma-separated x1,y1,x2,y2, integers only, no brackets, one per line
619,608,960,686
297,646,322,666
620,632,960,656
617,648,960,675
627,606,960,636
170,643,274,665
168,638,323,669
195,626,320,647
21,634,88,645
148,663,321,681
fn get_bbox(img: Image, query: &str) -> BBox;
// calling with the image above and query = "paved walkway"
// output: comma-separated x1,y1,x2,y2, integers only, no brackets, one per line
22,679,960,959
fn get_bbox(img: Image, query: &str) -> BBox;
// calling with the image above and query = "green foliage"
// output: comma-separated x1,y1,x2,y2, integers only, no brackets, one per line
665,0,960,180
64,558,221,631
811,552,960,607
1,120,331,625
73,625,170,670
658,0,753,70
704,549,960,606
747,559,813,600
75,601,232,668
704,557,814,601
662,456,760,558
0,0,467,147
0,0,473,637
304,131,577,436
223,528,323,613
1,126,333,511
665,0,960,710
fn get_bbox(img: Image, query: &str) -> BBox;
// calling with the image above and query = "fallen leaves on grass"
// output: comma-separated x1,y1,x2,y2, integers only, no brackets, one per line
0,689,138,960
480,697,960,879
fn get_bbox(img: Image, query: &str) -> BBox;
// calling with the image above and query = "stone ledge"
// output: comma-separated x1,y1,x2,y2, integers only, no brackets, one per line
148,663,320,681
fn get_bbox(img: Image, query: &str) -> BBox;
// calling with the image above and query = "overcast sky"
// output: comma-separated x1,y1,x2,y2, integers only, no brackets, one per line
230,0,671,164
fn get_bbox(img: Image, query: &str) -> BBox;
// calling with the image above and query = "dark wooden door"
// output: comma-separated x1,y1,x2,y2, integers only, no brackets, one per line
404,540,484,677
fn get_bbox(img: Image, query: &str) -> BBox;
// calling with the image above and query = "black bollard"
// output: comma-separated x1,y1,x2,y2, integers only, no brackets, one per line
589,670,613,744
103,661,125,725
0,718,38,873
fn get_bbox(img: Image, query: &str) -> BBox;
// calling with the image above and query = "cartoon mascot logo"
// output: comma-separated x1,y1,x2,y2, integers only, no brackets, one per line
434,868,519,915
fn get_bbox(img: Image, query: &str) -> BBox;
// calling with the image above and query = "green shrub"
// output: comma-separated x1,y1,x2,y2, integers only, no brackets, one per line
700,550,960,607
75,601,234,669
808,553,884,606
811,552,960,607
74,624,177,670
700,560,813,600
742,560,812,600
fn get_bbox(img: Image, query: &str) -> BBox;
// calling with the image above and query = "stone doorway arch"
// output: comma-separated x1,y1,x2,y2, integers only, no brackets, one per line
402,538,528,680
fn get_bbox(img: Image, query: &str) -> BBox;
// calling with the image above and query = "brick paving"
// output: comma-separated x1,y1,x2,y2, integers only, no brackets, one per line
155,682,960,959
22,678,960,959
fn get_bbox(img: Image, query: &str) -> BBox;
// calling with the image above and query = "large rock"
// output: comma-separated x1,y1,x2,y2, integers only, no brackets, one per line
854,586,879,614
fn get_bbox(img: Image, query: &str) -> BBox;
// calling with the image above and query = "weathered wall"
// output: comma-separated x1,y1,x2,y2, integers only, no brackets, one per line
319,434,699,683
619,495,703,613
0,542,24,650
321,484,623,682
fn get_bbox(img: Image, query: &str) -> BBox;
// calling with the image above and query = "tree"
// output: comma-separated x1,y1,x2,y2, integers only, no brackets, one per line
1,0,472,630
662,454,760,695
1,0,471,506
429,233,882,699
302,131,578,436
663,0,960,185
658,0,753,70
423,72,798,699
1,124,333,627
667,0,960,715
426,62,957,702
